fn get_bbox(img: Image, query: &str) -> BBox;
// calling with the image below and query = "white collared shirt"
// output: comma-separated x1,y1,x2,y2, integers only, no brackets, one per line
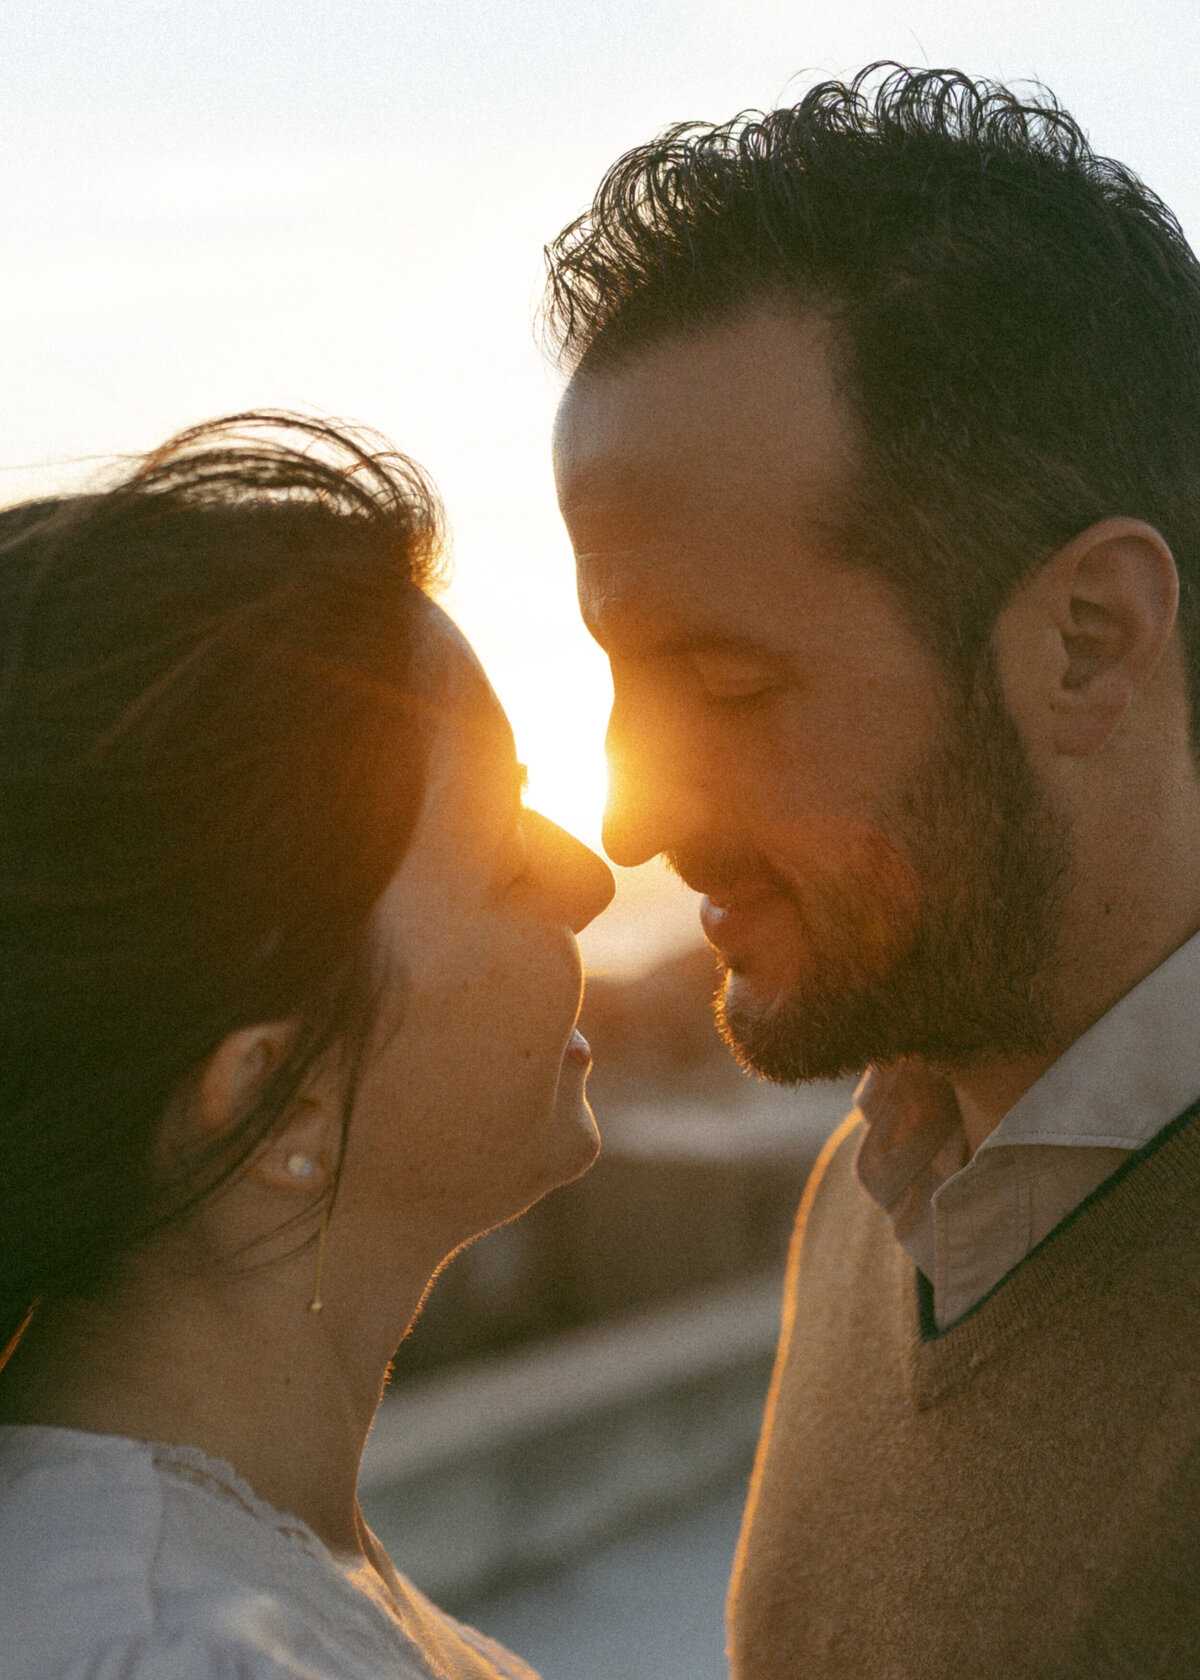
854,928,1200,1330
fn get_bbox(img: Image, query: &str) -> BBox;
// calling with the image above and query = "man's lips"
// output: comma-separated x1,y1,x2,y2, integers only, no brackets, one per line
686,819,924,991
699,889,787,965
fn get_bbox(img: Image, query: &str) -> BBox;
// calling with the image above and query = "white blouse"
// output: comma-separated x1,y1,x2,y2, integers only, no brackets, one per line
0,1424,538,1680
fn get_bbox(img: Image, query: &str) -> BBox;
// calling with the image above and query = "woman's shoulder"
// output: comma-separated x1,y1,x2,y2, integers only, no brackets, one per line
0,1426,450,1680
29,1629,344,1680
0,1425,165,1673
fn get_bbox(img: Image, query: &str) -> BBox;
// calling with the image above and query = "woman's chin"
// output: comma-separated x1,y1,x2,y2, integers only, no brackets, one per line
473,1103,598,1242
546,1087,602,1185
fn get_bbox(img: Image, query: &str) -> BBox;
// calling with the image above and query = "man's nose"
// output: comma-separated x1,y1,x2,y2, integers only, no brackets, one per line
601,709,708,868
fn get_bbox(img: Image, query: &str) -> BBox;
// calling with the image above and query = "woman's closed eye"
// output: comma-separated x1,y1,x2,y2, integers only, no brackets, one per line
505,820,533,888
494,762,534,892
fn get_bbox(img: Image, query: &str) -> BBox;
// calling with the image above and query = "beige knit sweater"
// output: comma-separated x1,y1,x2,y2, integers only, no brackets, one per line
728,1100,1200,1679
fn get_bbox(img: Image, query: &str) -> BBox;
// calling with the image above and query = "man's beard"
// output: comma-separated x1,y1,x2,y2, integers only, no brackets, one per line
682,661,1073,1084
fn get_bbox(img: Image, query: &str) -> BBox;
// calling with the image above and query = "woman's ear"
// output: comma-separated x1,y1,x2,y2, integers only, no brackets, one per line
197,1024,338,1194
995,517,1179,759
196,1023,297,1141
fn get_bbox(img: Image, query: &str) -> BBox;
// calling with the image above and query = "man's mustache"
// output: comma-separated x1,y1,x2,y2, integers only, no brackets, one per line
664,842,794,907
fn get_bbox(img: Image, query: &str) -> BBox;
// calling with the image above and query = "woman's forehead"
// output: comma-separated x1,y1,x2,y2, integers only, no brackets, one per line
418,607,518,808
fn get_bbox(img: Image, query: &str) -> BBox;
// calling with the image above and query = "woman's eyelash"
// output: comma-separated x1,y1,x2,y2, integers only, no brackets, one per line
508,825,533,884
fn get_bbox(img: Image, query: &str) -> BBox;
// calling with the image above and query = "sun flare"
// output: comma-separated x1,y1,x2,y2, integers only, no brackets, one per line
500,663,612,853
445,562,615,852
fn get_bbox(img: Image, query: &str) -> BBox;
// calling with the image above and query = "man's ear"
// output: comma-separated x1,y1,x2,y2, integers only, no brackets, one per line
995,517,1179,759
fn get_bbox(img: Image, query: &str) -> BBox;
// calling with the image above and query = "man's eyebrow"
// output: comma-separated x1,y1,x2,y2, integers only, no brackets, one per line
596,625,790,664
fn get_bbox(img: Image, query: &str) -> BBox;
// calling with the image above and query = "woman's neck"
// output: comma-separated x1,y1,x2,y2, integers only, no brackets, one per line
0,1250,424,1558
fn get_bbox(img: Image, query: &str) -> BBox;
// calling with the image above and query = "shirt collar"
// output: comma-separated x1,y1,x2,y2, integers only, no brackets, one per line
853,1060,965,1264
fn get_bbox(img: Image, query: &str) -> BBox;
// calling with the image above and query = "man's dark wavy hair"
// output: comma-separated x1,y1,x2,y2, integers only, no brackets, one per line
543,64,1200,737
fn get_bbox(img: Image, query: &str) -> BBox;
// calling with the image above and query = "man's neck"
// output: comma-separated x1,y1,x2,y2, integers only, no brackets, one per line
946,1052,1064,1156
944,911,1200,1157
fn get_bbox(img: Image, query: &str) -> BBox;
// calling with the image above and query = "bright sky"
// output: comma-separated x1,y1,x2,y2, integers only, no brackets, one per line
2,0,1196,968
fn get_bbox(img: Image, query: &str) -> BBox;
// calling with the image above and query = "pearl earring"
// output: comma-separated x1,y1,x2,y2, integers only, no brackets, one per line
286,1152,316,1181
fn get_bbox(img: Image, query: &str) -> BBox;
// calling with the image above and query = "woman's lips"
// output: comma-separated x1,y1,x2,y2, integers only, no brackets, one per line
563,1027,592,1069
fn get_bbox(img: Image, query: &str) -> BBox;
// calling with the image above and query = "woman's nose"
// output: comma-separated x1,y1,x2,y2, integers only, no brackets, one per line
524,809,615,933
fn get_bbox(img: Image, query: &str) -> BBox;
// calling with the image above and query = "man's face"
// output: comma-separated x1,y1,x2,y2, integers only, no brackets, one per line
554,310,1071,1081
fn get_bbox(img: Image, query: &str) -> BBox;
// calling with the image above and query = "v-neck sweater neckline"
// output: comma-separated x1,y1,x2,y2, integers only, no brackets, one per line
907,1094,1200,1406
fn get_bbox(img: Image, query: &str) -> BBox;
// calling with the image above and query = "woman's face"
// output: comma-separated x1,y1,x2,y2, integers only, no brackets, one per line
333,613,615,1272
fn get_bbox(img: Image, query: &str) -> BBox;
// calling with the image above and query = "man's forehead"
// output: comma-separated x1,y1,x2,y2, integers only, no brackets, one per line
554,309,849,482
563,438,839,582
577,542,816,663
571,480,851,658
555,314,864,669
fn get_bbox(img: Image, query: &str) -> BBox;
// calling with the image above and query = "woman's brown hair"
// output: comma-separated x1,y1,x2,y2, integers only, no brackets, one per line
0,412,446,1356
